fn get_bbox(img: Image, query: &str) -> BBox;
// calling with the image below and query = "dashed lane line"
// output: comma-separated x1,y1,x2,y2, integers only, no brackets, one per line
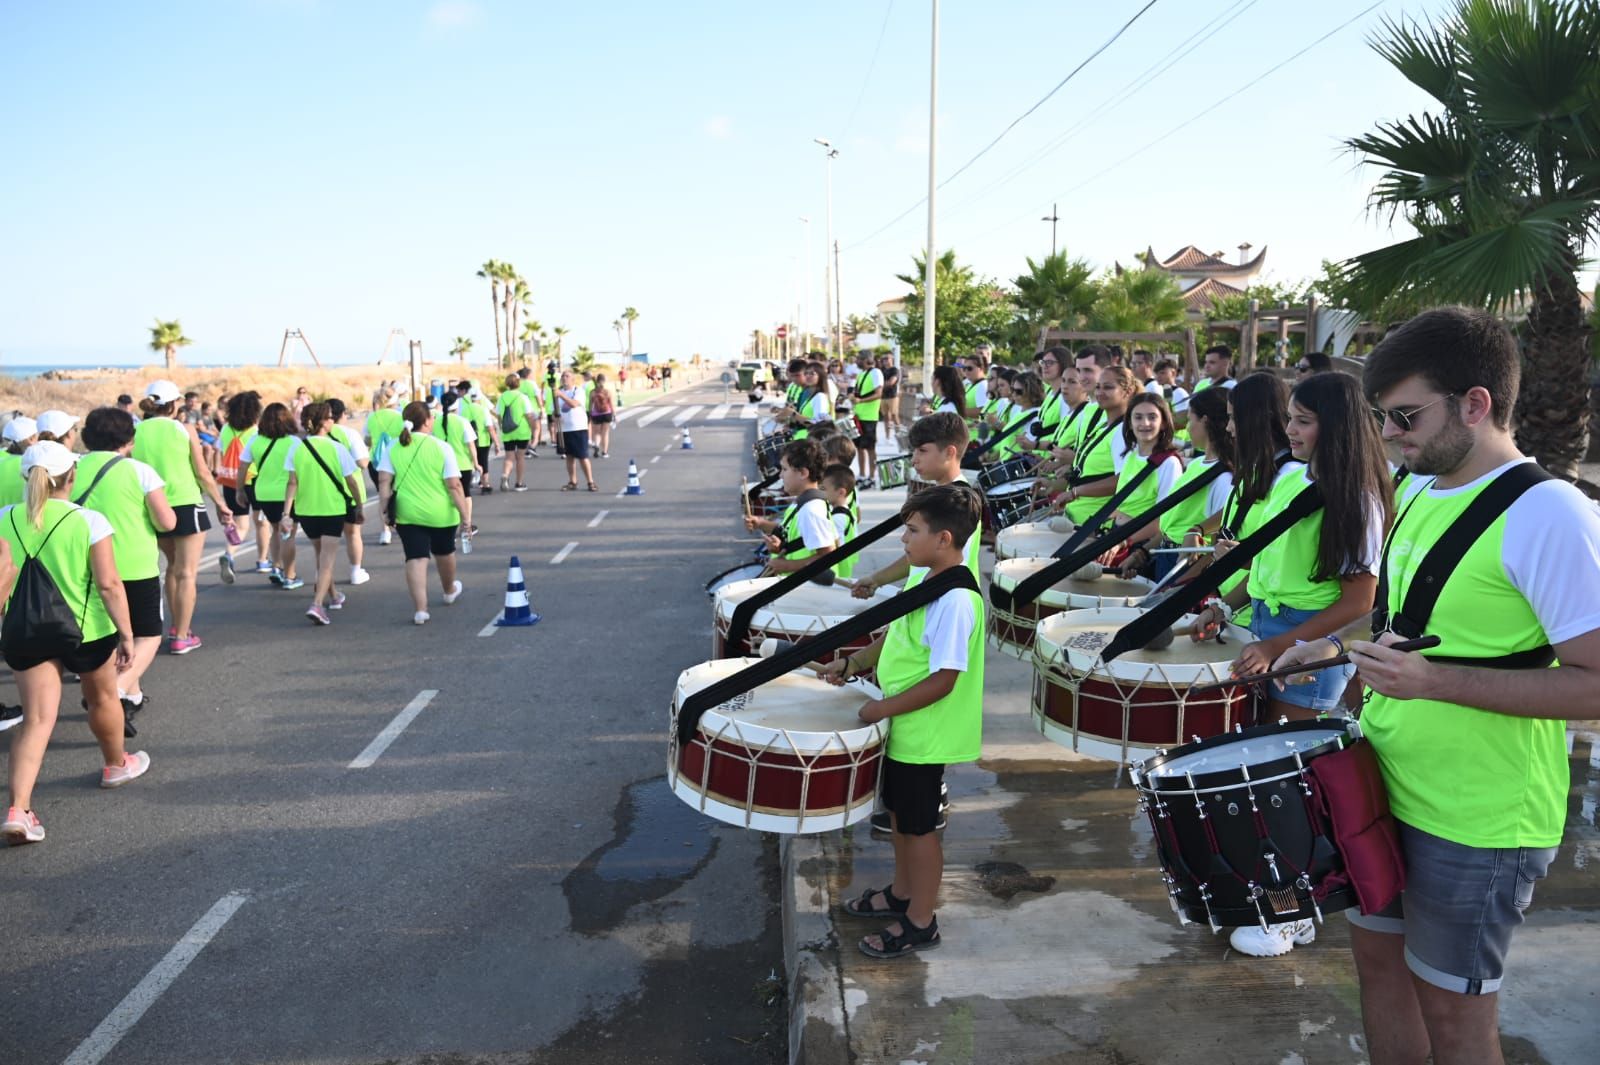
708,403,731,420
349,690,439,769
550,541,578,565
650,455,660,464
587,510,609,528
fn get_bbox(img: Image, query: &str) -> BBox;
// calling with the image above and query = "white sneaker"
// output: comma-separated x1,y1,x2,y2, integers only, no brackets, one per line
1229,919,1315,957
442,581,463,605
349,566,371,585
378,528,393,546
413,611,430,626
101,750,151,789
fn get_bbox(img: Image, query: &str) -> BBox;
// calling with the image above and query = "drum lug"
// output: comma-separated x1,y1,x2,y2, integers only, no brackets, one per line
1302,879,1324,925
1185,772,1206,819
1199,884,1219,933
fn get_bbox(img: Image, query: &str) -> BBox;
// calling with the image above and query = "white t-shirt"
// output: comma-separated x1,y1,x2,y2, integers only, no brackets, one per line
1109,429,1133,474
1143,379,1163,395
805,391,832,421
1400,459,1600,643
792,497,837,551
1192,457,1235,518
922,587,978,673
1,503,113,544
556,388,588,433
832,510,853,542
121,457,166,494
1168,385,1192,414
1145,453,1184,499
932,400,960,416
844,364,862,385
339,429,371,464
376,435,461,480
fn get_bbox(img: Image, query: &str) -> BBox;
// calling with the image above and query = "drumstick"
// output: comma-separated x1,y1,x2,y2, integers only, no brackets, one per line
741,478,753,522
758,637,831,675
1149,546,1215,555
1187,635,1442,694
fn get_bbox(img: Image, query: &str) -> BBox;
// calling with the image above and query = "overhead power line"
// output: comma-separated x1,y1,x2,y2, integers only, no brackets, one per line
840,0,896,144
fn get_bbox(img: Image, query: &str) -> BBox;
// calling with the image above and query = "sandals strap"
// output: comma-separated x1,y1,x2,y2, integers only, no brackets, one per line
862,915,940,958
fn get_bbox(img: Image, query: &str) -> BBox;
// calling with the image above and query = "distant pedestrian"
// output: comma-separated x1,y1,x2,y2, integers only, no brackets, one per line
216,390,269,581
588,374,615,458
378,401,469,625
495,374,535,492
457,381,498,494
240,403,302,589
326,398,371,585
1,442,146,846
366,390,404,546
291,387,311,417
134,380,234,655
555,371,597,491
282,403,361,626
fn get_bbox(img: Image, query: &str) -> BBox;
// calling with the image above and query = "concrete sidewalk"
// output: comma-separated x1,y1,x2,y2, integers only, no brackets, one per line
784,489,1600,1065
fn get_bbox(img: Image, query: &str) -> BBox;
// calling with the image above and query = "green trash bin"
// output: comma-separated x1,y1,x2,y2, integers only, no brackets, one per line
736,366,756,391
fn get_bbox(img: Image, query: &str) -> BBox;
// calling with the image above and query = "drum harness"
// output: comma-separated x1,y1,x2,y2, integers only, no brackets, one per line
771,489,829,557
1066,413,1121,490
680,564,981,744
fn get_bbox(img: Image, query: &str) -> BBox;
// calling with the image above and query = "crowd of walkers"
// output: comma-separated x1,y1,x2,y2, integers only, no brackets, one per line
0,367,620,846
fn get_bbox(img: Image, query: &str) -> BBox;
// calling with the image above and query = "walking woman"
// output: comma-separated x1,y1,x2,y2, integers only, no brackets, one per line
76,408,176,734
0,417,39,509
282,403,362,625
133,380,234,655
1,442,145,846
432,391,480,541
588,374,616,458
455,381,498,493
378,401,469,625
239,403,302,590
216,390,269,581
326,398,372,584
366,389,404,545
496,375,536,492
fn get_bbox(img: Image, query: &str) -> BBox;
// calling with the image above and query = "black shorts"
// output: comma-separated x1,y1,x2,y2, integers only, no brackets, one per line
590,412,614,424
475,446,490,473
5,633,118,675
562,430,591,459
158,503,212,538
856,419,877,444
256,499,286,526
460,468,475,495
397,523,456,561
221,486,252,517
123,576,165,639
296,513,346,540
879,758,946,836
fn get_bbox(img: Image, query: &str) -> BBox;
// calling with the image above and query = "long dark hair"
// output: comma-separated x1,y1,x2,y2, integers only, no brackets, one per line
439,390,459,437
1228,372,1291,507
1187,385,1234,469
931,364,967,418
398,401,430,447
1289,372,1395,584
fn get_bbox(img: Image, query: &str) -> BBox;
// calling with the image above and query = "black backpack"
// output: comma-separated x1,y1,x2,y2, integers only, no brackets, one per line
1,508,88,659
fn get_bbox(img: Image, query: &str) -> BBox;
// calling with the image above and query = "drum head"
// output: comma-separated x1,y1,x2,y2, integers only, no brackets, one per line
1033,606,1247,676
673,658,884,751
1137,719,1354,791
705,563,766,598
713,577,895,629
992,558,1151,607
994,522,1070,561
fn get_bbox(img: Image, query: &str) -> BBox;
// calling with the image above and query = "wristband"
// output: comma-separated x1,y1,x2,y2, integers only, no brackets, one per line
842,655,859,679
1325,634,1344,656
1211,600,1235,624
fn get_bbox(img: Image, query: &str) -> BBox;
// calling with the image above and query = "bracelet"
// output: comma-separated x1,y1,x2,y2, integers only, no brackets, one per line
1326,634,1344,656
1211,600,1235,624
842,655,859,679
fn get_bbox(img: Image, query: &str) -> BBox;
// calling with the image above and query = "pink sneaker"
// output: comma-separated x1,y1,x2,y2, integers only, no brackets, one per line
169,634,202,655
2,807,45,845
306,604,331,626
101,750,151,789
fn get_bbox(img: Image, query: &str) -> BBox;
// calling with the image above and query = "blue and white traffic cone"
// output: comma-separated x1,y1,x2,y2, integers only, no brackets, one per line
624,459,644,495
494,555,540,627
681,427,694,450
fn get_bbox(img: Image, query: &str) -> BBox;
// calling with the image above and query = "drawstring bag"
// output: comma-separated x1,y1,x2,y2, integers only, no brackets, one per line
1,510,88,659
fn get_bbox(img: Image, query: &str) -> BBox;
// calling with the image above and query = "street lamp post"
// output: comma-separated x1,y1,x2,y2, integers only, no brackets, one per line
798,215,811,351
922,1,939,400
1042,203,1060,257
814,138,838,358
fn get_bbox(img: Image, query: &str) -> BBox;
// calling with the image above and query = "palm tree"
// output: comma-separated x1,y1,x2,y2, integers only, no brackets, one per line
571,346,598,374
476,260,504,365
520,320,542,363
552,325,570,362
450,336,473,365
1335,0,1600,479
1013,251,1099,334
842,313,876,340
507,276,532,364
1086,267,1187,334
148,319,192,370
621,306,640,356
612,318,626,355
496,263,521,361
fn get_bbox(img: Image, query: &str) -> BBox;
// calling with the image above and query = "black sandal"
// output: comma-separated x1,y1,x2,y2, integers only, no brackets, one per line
844,885,909,918
859,915,940,959
561,482,577,491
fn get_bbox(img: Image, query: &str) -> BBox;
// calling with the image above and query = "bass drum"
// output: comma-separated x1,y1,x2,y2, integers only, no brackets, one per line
994,517,1074,562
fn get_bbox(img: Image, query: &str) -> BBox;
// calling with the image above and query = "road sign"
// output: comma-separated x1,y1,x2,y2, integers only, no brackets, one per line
776,325,788,339
720,371,733,384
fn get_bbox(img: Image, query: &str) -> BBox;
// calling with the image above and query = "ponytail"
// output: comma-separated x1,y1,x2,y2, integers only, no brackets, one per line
25,466,65,530
399,400,429,448
440,391,459,436
140,397,175,419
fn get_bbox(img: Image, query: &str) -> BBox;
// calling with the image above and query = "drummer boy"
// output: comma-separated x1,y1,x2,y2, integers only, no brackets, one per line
744,438,836,574
851,412,979,594
819,483,985,958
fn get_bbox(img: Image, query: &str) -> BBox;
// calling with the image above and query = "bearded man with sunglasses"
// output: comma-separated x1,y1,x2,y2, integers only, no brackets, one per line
1272,306,1600,1065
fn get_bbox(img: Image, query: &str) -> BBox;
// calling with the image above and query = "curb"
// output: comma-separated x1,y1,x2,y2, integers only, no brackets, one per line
782,832,852,1065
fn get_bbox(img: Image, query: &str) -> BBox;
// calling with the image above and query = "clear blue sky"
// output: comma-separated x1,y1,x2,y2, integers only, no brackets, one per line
3,0,1492,367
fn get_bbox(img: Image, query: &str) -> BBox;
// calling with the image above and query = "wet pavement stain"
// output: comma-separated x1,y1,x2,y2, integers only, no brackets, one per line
973,860,1055,901
562,778,718,936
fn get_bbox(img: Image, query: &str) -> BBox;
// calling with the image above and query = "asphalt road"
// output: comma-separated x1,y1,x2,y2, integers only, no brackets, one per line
0,381,788,1065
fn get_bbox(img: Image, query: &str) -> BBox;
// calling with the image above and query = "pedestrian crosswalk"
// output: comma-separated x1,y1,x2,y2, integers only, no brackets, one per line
611,401,768,428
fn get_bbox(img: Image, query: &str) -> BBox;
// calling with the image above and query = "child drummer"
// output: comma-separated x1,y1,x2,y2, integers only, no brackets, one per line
743,438,836,574
851,412,980,593
818,483,985,958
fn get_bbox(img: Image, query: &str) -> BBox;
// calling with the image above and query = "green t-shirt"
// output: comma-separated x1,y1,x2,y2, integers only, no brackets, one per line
329,425,368,503
1113,450,1180,522
367,408,405,468
852,368,884,421
497,391,533,442
290,436,356,518
384,436,461,529
0,499,115,642
1362,467,1572,848
432,411,475,471
133,417,201,506
458,399,488,443
74,452,163,581
878,568,985,764
244,435,293,504
831,505,858,580
0,452,24,509
1246,466,1339,613
1062,414,1121,526
1158,457,1229,543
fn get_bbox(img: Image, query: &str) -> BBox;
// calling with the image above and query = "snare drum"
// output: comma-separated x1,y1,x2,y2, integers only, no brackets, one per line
706,562,767,599
977,455,1036,491
984,480,1044,533
875,454,911,489
744,483,795,523
712,576,896,662
1131,719,1370,929
994,517,1075,562
906,472,937,497
1031,607,1252,763
669,658,886,833
988,557,1151,658
753,430,792,476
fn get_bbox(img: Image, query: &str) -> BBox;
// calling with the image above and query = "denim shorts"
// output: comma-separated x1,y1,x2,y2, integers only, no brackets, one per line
1346,821,1556,994
1248,599,1354,711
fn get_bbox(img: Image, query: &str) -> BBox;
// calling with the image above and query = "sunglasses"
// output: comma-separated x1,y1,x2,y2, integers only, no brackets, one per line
1372,394,1453,432
1296,362,1312,372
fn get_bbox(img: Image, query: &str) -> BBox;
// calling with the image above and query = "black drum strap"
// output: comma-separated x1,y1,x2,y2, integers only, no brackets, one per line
680,566,980,744
1101,484,1324,663
1052,448,1185,559
1220,449,1294,538
990,461,1225,613
745,470,780,513
1391,464,1409,490
1373,461,1555,668
776,489,829,555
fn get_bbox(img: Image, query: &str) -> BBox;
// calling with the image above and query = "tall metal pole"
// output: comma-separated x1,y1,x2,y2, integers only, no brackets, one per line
834,239,843,357
799,216,811,350
1042,203,1060,257
921,0,939,398
816,140,838,358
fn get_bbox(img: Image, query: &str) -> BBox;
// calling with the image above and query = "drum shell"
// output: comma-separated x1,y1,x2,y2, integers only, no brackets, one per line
711,577,893,666
983,480,1042,534
987,560,1152,659
746,486,795,523
977,455,1035,491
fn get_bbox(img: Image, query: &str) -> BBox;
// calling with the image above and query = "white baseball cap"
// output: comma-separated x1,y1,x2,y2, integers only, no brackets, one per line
36,410,79,438
20,440,78,477
145,379,182,405
2,416,39,443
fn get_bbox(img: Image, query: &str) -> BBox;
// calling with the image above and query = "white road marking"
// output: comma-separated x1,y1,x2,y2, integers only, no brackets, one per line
349,690,439,769
708,403,731,420
550,541,578,564
672,405,703,426
477,615,502,637
740,405,761,420
634,406,675,428
587,509,609,528
63,891,251,1065
661,441,673,452
650,455,660,464
638,468,649,477
613,406,645,422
